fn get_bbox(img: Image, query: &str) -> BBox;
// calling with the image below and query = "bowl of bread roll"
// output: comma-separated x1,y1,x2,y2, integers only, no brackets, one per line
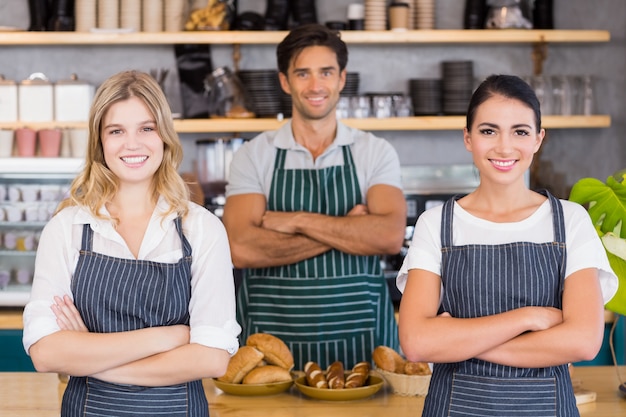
293,360,384,401
372,346,432,396
213,333,295,396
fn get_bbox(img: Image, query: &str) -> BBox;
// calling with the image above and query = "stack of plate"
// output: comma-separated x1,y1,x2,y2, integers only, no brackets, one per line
341,72,361,97
364,0,387,31
409,78,442,115
415,0,436,29
237,70,283,118
441,61,474,115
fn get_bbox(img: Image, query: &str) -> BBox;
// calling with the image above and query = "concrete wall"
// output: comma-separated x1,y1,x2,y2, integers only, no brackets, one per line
1,0,624,196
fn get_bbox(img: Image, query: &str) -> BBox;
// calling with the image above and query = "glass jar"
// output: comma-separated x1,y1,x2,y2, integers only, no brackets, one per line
203,67,256,118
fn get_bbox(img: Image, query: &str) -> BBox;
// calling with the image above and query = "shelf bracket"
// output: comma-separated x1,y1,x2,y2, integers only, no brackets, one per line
532,40,548,75
232,43,241,72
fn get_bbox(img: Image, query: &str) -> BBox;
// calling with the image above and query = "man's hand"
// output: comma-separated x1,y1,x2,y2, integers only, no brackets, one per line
261,210,302,234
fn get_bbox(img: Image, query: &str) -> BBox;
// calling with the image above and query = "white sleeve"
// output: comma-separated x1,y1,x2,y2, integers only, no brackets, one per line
22,210,76,354
185,205,241,355
225,138,269,197
563,201,618,303
396,206,443,293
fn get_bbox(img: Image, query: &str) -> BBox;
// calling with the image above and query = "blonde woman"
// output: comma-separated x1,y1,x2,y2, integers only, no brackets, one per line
23,70,240,416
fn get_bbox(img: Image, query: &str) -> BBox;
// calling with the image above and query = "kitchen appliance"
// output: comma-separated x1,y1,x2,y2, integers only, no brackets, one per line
384,164,481,305
195,138,244,216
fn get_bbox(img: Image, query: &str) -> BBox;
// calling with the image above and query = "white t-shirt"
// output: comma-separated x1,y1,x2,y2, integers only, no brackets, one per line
397,198,618,304
22,197,241,355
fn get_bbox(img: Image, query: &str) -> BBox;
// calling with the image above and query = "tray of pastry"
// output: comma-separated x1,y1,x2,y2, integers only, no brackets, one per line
293,360,383,401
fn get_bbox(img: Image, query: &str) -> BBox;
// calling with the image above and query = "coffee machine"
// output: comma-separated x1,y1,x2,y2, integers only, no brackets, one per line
383,164,481,305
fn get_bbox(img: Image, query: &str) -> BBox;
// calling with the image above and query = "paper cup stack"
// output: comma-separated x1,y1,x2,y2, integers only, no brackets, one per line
143,0,164,32
120,0,142,31
164,0,187,32
74,0,97,32
364,0,387,31
415,0,435,29
98,0,120,29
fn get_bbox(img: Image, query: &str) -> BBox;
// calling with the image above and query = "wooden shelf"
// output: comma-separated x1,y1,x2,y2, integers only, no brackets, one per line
0,115,611,133
0,30,610,46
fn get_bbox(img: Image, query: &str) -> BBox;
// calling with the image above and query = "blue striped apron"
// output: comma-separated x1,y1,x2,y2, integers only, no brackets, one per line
62,217,209,417
423,190,578,416
237,146,399,370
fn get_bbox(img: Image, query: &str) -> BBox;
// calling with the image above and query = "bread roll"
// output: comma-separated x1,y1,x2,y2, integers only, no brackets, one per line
326,361,345,389
246,333,295,370
404,361,431,376
345,361,370,388
304,361,328,389
217,345,264,383
242,365,292,384
372,345,405,373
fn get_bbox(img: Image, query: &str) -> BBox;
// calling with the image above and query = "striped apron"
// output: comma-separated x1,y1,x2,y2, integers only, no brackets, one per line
423,190,579,416
62,218,209,417
237,146,399,370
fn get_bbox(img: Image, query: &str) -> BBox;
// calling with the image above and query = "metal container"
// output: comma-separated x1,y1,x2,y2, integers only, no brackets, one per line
54,74,94,122
0,75,18,122
18,73,54,122
195,138,245,203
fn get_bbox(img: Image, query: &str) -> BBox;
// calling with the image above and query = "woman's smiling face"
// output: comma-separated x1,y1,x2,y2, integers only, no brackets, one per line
101,96,164,188
463,93,545,185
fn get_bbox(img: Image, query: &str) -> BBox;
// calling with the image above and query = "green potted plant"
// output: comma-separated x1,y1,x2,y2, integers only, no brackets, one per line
569,170,626,315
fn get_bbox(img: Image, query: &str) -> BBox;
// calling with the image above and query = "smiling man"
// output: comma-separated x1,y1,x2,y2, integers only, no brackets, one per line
223,24,406,370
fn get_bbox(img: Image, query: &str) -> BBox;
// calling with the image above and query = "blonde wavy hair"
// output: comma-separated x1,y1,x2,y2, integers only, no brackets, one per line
57,70,190,222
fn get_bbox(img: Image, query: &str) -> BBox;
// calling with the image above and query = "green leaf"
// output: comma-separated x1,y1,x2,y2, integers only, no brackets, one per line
603,251,626,315
569,176,626,238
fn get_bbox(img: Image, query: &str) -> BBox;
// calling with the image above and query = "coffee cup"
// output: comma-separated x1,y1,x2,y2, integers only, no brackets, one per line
38,128,62,157
15,127,36,157
69,128,89,158
0,129,14,157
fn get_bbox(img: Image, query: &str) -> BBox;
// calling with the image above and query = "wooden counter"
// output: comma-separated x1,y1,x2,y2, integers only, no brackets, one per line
2,366,624,417
0,308,23,329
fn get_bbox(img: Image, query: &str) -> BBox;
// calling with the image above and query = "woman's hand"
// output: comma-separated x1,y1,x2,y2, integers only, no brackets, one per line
51,295,89,332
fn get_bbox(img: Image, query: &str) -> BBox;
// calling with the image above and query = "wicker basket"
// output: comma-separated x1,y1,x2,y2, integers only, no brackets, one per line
376,368,431,396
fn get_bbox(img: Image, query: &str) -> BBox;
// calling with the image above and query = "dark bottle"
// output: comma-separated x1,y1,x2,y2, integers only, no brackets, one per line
28,0,49,31
48,0,75,31
463,0,487,30
532,0,554,29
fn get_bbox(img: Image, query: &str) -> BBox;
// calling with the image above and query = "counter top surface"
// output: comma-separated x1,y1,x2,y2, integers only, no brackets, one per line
2,366,625,416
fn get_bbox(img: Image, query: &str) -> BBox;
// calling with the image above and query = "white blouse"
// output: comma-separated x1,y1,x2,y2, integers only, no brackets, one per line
23,197,241,355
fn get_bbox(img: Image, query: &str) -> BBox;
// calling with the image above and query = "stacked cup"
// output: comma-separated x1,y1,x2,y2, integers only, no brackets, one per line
120,0,142,31
143,0,164,32
98,0,120,29
165,0,187,32
364,0,387,30
415,0,435,29
74,0,97,32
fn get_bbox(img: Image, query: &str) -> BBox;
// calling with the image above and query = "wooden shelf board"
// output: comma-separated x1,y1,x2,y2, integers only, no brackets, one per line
0,115,611,133
0,30,610,46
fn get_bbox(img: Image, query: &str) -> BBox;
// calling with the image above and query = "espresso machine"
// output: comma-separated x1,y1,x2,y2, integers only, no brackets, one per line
195,138,244,217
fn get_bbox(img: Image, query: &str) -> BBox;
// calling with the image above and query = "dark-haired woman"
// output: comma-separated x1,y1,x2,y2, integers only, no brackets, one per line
397,74,617,416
